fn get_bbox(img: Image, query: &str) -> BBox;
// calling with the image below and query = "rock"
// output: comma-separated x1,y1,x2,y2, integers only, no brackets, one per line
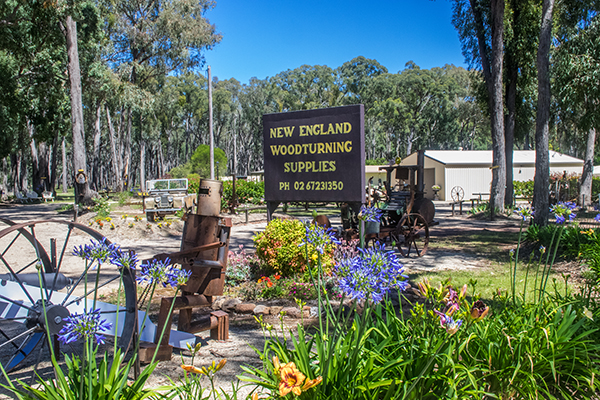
302,305,311,318
310,306,319,318
270,306,283,315
235,303,256,314
253,305,270,315
221,298,241,312
281,307,301,319
212,296,227,310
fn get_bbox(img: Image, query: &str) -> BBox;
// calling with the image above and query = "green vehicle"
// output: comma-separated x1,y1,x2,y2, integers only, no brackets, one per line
144,178,195,221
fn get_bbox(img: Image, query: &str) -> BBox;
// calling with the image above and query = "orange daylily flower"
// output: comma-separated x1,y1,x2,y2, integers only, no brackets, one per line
274,274,281,280
278,362,306,396
301,376,323,391
181,364,202,374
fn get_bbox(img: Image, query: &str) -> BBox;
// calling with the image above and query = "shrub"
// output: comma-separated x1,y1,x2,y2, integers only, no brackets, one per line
93,197,111,219
226,246,256,286
221,180,265,210
253,219,335,278
513,180,534,198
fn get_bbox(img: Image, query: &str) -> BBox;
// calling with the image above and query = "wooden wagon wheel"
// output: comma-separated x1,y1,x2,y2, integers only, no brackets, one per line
395,213,430,257
0,220,137,373
450,186,465,202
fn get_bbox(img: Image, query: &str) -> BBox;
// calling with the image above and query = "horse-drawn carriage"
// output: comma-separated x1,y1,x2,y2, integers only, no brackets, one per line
342,154,437,257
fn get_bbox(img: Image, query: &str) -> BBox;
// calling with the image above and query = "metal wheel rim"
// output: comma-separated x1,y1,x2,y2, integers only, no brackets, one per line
395,214,430,257
0,219,136,373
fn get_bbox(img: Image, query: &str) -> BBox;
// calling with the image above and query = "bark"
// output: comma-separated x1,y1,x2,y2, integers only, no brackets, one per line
533,0,555,226
50,133,59,194
579,127,596,207
140,139,146,191
106,105,123,191
64,15,93,205
91,103,102,191
505,56,518,207
61,137,68,193
123,108,132,191
489,0,506,217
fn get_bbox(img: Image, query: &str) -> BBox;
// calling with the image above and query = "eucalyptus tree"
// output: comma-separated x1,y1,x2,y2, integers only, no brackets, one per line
532,0,556,226
452,0,507,215
554,2,600,207
270,64,338,111
0,0,70,195
101,0,221,189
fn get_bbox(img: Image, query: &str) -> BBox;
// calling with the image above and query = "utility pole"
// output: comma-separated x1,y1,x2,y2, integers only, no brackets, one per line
208,66,214,179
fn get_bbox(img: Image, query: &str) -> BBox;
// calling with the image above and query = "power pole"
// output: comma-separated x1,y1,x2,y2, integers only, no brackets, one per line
208,66,214,179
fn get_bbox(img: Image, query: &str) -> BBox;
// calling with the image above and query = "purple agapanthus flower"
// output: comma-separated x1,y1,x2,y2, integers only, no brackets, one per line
58,308,112,345
594,214,600,222
358,205,383,223
72,238,116,264
335,243,408,303
136,258,191,288
516,206,534,221
300,222,340,254
550,202,576,225
109,247,139,270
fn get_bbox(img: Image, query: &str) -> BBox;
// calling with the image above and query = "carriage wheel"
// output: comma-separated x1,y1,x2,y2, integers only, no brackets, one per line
450,186,465,202
395,213,430,257
0,220,137,373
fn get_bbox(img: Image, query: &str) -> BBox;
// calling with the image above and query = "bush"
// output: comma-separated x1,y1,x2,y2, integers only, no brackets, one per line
226,246,256,286
221,180,265,210
513,180,534,198
253,219,335,278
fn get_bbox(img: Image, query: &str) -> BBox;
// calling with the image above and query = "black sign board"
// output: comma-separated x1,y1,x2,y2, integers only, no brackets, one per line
263,105,365,203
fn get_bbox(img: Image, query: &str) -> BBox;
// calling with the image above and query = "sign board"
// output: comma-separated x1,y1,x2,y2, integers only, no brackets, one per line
263,105,365,203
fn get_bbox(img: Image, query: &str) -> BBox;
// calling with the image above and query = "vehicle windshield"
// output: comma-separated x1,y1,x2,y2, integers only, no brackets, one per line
146,179,188,191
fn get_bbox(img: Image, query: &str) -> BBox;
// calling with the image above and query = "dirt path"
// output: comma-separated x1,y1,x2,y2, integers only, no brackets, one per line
0,201,522,398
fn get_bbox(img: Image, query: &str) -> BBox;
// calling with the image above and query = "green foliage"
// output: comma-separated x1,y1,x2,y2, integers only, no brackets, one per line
365,158,387,165
513,180,534,198
190,145,227,178
169,164,193,179
253,219,335,277
1,349,158,400
221,180,265,210
117,190,133,206
93,197,111,219
187,173,201,195
226,246,256,286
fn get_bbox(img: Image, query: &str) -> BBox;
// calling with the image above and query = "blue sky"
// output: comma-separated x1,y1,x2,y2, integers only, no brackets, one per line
202,1,467,83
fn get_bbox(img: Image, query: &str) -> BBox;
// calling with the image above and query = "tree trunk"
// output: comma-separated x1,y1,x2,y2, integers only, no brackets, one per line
140,139,146,192
91,102,102,191
106,105,123,191
579,127,596,208
489,0,506,217
505,57,518,207
533,0,555,226
64,15,93,205
123,107,132,191
62,137,68,193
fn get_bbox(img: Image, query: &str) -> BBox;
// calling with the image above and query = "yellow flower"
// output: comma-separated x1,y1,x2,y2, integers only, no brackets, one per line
278,362,306,396
273,355,281,375
181,364,202,374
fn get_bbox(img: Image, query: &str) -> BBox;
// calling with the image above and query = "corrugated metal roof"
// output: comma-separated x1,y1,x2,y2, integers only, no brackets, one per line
423,150,582,166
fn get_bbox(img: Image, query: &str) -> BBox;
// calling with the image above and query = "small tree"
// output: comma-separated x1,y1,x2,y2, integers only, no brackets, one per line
190,145,227,179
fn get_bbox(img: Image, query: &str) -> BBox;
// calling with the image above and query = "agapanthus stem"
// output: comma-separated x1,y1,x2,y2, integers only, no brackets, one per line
150,286,181,365
512,220,524,303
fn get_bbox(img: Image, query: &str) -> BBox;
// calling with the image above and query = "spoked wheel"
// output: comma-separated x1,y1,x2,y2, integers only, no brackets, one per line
395,213,430,257
450,186,464,202
0,220,137,373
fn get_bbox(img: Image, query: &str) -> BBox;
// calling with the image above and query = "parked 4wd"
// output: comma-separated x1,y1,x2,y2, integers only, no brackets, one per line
144,178,195,221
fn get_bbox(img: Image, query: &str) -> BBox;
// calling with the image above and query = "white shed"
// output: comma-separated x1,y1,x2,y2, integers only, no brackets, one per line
400,150,583,201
